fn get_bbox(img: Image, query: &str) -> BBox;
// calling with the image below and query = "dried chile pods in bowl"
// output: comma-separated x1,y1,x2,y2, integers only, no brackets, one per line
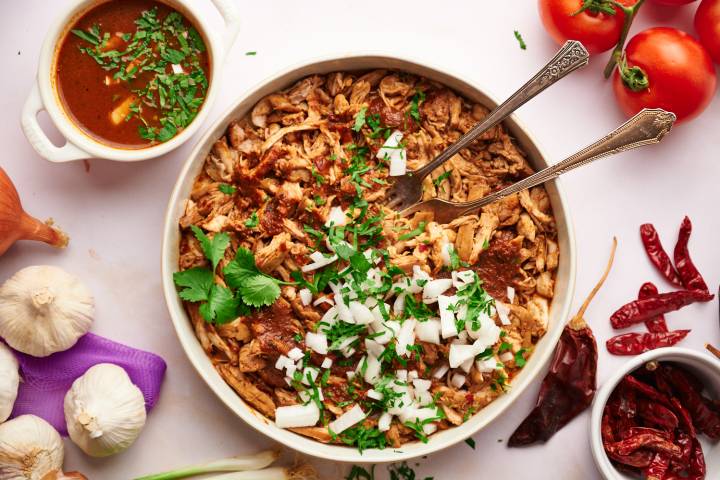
590,347,720,479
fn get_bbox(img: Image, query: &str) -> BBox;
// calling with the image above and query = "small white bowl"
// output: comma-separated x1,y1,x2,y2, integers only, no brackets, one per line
161,53,578,463
20,0,240,162
590,347,720,479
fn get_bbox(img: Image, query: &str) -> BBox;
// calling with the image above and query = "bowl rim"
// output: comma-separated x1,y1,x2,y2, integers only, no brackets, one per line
161,51,578,462
590,347,720,480
23,0,238,162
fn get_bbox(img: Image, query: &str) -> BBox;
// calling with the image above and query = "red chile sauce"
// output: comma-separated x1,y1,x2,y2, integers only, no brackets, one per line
54,0,210,149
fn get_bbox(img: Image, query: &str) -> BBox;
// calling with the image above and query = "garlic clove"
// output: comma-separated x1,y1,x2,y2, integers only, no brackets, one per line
0,265,94,357
64,363,147,457
0,415,64,480
0,342,19,422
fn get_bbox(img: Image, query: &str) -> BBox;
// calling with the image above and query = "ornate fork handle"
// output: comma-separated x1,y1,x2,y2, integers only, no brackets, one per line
452,109,676,217
413,40,589,180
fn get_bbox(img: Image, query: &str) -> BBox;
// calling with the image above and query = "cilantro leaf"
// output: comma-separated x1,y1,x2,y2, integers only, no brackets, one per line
72,27,101,46
398,221,427,241
352,106,367,132
409,90,425,123
219,184,236,195
514,348,528,368
244,210,259,228
199,284,239,324
191,225,230,271
433,170,452,187
514,30,527,50
223,247,258,286
173,267,213,302
237,275,282,308
465,437,476,449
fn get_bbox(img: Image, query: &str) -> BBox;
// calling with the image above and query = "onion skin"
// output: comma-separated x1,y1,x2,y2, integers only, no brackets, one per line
0,167,68,255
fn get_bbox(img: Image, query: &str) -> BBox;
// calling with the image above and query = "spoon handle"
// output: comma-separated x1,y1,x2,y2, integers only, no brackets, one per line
413,40,590,180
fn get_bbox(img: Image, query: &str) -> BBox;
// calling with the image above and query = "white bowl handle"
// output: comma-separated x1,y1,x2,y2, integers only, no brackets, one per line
209,0,241,62
21,83,91,162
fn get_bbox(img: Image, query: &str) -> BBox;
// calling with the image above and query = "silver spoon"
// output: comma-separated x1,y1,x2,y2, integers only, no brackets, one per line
400,108,677,223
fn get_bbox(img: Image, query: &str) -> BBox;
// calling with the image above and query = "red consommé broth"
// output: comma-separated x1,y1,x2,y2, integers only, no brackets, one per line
54,0,211,149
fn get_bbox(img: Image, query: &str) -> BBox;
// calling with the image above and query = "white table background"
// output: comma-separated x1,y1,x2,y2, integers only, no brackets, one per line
2,1,720,478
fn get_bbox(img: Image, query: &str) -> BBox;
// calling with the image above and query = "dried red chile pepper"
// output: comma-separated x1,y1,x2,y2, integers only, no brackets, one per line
602,363,715,479
606,330,691,356
673,216,709,292
508,240,616,447
640,223,683,287
639,282,668,333
610,290,714,329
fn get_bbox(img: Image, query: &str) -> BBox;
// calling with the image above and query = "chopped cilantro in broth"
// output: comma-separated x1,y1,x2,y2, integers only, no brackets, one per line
56,0,210,148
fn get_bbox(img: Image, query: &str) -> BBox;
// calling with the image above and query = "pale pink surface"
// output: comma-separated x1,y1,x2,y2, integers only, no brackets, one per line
0,0,719,478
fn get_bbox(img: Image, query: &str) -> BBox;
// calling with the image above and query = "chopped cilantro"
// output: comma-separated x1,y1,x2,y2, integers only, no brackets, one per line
498,341,513,353
465,437,476,449
409,90,426,123
244,210,259,228
398,221,427,241
245,51,257,55
218,183,236,195
514,348,528,367
353,106,368,132
514,30,527,50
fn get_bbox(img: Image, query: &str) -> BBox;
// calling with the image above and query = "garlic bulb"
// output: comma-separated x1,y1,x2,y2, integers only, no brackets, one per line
0,266,94,357
64,363,147,457
0,414,64,480
0,342,19,422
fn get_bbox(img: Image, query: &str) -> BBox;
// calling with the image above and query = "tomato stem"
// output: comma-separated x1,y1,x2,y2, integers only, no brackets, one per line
617,52,649,91
572,0,618,16
603,0,646,78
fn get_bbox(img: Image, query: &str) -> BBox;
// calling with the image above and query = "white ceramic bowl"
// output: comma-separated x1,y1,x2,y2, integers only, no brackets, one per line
161,53,577,462
21,0,240,162
590,347,720,479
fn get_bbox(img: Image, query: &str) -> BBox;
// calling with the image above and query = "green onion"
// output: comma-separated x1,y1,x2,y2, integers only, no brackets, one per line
133,451,280,480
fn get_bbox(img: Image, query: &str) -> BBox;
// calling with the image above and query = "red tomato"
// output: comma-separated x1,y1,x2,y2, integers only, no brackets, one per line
538,0,634,54
651,0,697,5
695,0,720,63
613,27,717,123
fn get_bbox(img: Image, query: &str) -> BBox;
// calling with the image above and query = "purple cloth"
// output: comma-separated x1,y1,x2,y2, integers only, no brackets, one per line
10,333,166,435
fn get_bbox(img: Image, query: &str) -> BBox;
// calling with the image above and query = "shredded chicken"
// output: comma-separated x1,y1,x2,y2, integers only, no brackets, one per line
177,70,559,449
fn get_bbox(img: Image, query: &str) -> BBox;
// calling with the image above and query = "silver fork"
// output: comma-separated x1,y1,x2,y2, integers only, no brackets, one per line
385,40,590,211
399,108,676,223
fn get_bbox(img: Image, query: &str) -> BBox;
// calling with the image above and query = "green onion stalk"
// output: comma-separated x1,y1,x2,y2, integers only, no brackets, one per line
133,451,320,480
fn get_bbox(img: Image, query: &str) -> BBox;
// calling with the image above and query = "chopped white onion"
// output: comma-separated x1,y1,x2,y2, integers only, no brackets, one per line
370,319,400,345
342,347,356,358
465,311,492,340
305,332,328,355
378,412,393,432
396,319,417,356
299,288,313,306
438,294,459,338
171,63,184,74
275,355,291,371
450,373,466,389
408,370,418,381
393,293,406,315
367,389,384,401
335,336,358,353
507,286,516,303
301,367,319,386
423,423,438,436
302,252,339,272
364,355,382,384
275,403,320,428
413,379,431,393
432,362,450,379
496,301,511,325
399,406,437,424
320,306,338,328
388,148,407,176
287,347,304,361
376,130,403,161
321,357,333,369
452,270,476,289
440,242,453,266
328,405,366,434
349,301,374,325
396,369,408,381
500,351,514,363
422,279,453,304
365,338,384,358
313,295,334,307
415,319,441,345
472,320,502,353
329,284,354,324
449,343,480,368
459,356,474,373
325,206,347,227
476,357,498,373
